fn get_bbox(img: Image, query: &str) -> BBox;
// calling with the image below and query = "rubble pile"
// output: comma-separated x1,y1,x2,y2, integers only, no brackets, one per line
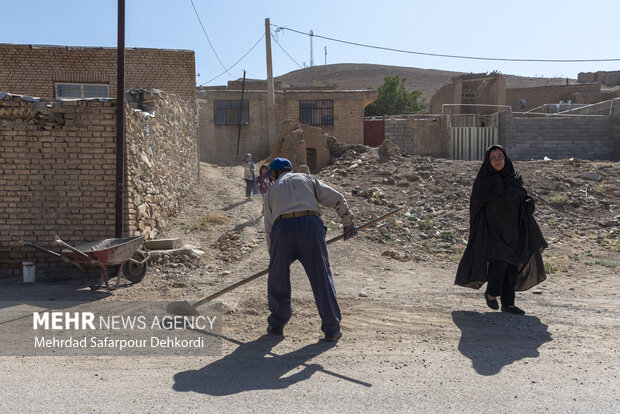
316,142,620,263
214,231,260,262
268,120,332,172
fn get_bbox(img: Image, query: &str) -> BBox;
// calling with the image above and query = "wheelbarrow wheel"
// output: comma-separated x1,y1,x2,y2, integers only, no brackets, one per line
122,251,148,283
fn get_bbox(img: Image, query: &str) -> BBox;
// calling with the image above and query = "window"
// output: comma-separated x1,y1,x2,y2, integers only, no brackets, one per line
55,83,109,99
519,99,527,111
299,100,333,125
214,100,249,126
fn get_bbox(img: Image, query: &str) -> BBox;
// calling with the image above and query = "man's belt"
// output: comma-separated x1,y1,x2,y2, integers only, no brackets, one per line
274,210,319,223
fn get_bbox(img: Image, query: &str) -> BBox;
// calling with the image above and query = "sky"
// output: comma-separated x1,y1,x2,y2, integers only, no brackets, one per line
1,0,619,86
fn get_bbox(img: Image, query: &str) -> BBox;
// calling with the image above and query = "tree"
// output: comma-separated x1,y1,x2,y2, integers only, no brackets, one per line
364,76,426,116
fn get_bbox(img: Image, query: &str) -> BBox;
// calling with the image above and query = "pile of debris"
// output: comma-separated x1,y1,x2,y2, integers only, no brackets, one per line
214,231,260,263
316,139,620,263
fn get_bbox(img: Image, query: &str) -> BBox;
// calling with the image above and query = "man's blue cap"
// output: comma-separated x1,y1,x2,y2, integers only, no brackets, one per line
268,157,292,175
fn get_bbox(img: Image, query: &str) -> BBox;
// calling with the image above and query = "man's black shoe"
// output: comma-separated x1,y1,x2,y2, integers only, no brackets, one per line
266,325,284,336
484,292,499,310
322,331,342,342
501,305,525,315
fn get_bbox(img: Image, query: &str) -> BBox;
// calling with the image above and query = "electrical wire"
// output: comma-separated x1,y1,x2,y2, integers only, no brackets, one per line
271,31,303,69
271,24,620,63
190,0,233,76
199,33,265,86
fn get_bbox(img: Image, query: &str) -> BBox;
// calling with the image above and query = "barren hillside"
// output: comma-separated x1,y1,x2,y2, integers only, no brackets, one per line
276,63,577,102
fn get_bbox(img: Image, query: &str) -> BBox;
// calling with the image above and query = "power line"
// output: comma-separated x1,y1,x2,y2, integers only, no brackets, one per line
271,24,620,63
199,33,265,86
271,31,303,69
190,0,232,77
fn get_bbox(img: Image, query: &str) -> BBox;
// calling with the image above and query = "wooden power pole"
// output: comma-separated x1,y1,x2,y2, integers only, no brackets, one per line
265,18,276,148
115,0,125,238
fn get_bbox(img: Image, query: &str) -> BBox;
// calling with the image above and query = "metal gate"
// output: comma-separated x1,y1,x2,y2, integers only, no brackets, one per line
363,118,385,147
451,127,497,160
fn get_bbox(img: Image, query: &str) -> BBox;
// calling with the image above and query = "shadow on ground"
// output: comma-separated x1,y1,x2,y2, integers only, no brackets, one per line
452,310,552,376
173,334,371,395
221,198,252,212
232,215,263,232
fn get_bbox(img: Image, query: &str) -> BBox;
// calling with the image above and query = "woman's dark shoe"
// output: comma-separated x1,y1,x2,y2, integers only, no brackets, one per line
266,325,284,336
501,305,525,315
484,292,499,310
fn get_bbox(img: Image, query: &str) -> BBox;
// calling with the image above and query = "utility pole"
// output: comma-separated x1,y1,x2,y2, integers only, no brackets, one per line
235,70,246,161
265,18,276,148
309,30,314,67
325,46,327,65
115,0,125,238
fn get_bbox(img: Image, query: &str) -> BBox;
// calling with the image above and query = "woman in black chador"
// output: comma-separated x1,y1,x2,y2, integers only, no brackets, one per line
455,145,548,315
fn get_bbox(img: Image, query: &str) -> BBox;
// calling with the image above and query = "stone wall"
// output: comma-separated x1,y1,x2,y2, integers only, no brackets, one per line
197,88,376,165
0,89,198,274
0,44,196,101
125,89,199,239
498,112,615,161
384,115,450,157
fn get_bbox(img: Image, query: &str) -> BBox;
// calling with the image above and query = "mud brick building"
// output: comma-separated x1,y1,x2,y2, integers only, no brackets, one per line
0,43,196,101
197,81,377,164
430,72,618,115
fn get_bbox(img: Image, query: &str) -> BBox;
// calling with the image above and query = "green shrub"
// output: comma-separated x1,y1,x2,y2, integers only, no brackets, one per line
544,262,559,274
549,194,569,206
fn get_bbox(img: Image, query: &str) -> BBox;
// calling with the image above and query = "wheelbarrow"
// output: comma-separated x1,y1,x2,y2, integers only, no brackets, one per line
25,235,149,290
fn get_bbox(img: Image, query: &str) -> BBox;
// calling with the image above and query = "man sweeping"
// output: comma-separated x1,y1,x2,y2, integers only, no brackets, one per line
263,157,357,342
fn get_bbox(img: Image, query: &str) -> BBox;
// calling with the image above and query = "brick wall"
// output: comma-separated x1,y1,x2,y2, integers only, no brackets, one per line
384,115,450,157
0,44,196,101
498,112,615,160
0,90,198,275
197,88,376,164
197,90,270,165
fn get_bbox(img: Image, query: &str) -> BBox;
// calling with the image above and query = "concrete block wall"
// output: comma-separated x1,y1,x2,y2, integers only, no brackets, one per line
384,115,450,157
0,90,198,274
0,44,196,101
385,119,414,153
499,112,615,160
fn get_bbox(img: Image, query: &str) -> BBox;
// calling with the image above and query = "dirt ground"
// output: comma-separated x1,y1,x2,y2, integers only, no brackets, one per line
0,154,618,413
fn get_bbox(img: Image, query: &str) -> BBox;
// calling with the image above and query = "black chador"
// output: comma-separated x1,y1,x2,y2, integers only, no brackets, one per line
455,145,548,292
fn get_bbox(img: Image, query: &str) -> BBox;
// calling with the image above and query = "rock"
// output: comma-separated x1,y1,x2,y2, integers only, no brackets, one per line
378,139,401,162
584,172,601,182
359,291,368,297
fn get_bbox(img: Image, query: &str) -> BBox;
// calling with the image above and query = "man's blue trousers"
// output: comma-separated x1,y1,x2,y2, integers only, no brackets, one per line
267,215,341,337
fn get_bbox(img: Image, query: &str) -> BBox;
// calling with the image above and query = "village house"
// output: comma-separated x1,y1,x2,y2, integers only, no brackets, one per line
197,80,377,165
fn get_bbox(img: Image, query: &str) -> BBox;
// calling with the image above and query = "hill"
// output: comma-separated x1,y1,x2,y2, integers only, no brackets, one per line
275,63,576,102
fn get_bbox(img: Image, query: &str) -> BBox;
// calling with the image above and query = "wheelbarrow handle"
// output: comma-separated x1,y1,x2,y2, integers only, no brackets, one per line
54,235,91,260
24,241,63,258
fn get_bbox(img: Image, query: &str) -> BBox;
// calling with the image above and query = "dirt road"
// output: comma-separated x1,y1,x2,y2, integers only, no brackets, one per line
0,162,618,413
